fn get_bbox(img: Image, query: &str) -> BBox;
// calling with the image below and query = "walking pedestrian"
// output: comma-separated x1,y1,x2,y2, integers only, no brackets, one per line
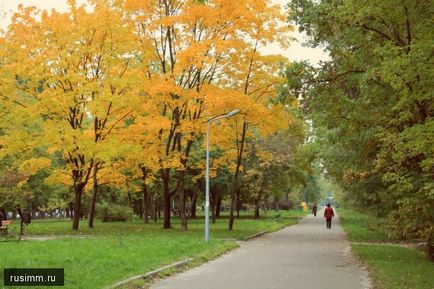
323,203,334,229
301,200,308,212
312,202,318,217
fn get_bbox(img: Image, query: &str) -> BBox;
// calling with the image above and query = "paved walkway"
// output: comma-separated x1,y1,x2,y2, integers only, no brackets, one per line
150,209,372,289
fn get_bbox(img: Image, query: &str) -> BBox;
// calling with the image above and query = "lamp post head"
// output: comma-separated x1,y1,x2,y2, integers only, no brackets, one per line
226,109,240,117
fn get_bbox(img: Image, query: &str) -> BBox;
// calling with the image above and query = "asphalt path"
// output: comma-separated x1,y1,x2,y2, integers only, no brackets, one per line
150,208,372,289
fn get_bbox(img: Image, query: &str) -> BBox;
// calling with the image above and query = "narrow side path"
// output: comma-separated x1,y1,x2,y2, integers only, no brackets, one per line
150,209,371,289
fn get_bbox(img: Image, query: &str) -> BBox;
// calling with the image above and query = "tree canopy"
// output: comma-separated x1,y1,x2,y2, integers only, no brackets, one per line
0,0,306,232
287,0,433,261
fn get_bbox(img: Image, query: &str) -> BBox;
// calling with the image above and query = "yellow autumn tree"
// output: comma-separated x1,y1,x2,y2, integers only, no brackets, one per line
200,2,294,229
1,1,143,230
117,120,162,224
122,0,293,230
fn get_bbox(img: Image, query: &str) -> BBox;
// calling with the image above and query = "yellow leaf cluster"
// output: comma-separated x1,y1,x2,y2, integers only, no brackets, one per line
18,157,52,176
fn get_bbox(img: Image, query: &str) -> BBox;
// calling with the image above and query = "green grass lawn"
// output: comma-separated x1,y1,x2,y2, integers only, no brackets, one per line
352,245,434,289
338,208,391,242
339,208,434,289
1,210,305,289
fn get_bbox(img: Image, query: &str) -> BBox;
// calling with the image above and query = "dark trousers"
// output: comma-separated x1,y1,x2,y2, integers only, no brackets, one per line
326,218,332,229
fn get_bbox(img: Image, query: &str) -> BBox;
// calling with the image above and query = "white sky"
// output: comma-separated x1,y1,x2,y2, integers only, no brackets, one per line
0,0,329,65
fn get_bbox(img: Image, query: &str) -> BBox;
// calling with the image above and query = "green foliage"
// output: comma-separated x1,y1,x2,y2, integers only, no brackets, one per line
339,208,391,243
96,202,133,222
287,0,434,260
241,125,311,212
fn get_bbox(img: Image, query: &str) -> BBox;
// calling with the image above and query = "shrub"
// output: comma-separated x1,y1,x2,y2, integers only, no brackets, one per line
96,202,133,222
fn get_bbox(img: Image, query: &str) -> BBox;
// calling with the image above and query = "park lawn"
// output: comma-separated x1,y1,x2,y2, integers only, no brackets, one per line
6,209,303,240
1,210,305,289
338,208,390,242
339,208,434,289
352,245,434,289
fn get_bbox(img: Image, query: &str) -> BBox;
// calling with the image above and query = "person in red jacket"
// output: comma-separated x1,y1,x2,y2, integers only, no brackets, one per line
324,203,335,229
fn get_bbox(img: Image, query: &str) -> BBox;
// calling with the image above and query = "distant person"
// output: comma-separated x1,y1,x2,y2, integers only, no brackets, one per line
323,203,334,229
301,200,308,212
312,202,318,217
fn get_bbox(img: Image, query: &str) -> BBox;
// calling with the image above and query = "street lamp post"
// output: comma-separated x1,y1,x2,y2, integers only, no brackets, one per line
205,109,240,242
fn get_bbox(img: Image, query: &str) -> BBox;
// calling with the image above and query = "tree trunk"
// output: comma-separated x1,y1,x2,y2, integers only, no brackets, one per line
142,167,149,224
176,135,193,230
127,191,134,216
211,186,217,223
157,195,162,219
228,187,237,230
254,198,260,219
150,193,156,223
216,195,222,218
137,199,143,218
69,202,73,219
190,190,197,218
88,165,99,228
142,193,148,223
427,239,434,262
254,182,265,219
229,122,247,230
31,204,37,219
72,184,84,230
274,198,279,211
0,207,7,220
236,189,241,218
285,191,290,211
161,168,171,229
178,170,188,230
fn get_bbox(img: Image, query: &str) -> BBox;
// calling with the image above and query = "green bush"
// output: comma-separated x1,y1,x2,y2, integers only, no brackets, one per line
96,202,133,222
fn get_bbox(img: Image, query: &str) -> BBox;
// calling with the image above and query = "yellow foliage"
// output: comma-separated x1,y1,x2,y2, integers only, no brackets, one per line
45,169,72,187
1,0,299,194
19,158,52,175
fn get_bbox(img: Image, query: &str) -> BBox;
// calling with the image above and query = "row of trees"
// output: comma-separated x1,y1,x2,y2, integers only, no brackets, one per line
0,1,316,231
286,0,433,261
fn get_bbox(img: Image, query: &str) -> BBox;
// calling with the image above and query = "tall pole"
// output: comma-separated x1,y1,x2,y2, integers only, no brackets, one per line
204,109,240,242
205,121,211,242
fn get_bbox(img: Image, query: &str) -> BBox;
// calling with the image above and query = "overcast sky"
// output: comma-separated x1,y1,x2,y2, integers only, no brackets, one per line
0,0,329,65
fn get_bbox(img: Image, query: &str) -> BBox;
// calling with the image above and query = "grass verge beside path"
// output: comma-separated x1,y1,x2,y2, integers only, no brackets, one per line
1,210,305,289
339,208,434,289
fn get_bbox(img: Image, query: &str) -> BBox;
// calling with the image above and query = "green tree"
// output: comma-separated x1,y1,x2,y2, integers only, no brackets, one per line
287,0,434,260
